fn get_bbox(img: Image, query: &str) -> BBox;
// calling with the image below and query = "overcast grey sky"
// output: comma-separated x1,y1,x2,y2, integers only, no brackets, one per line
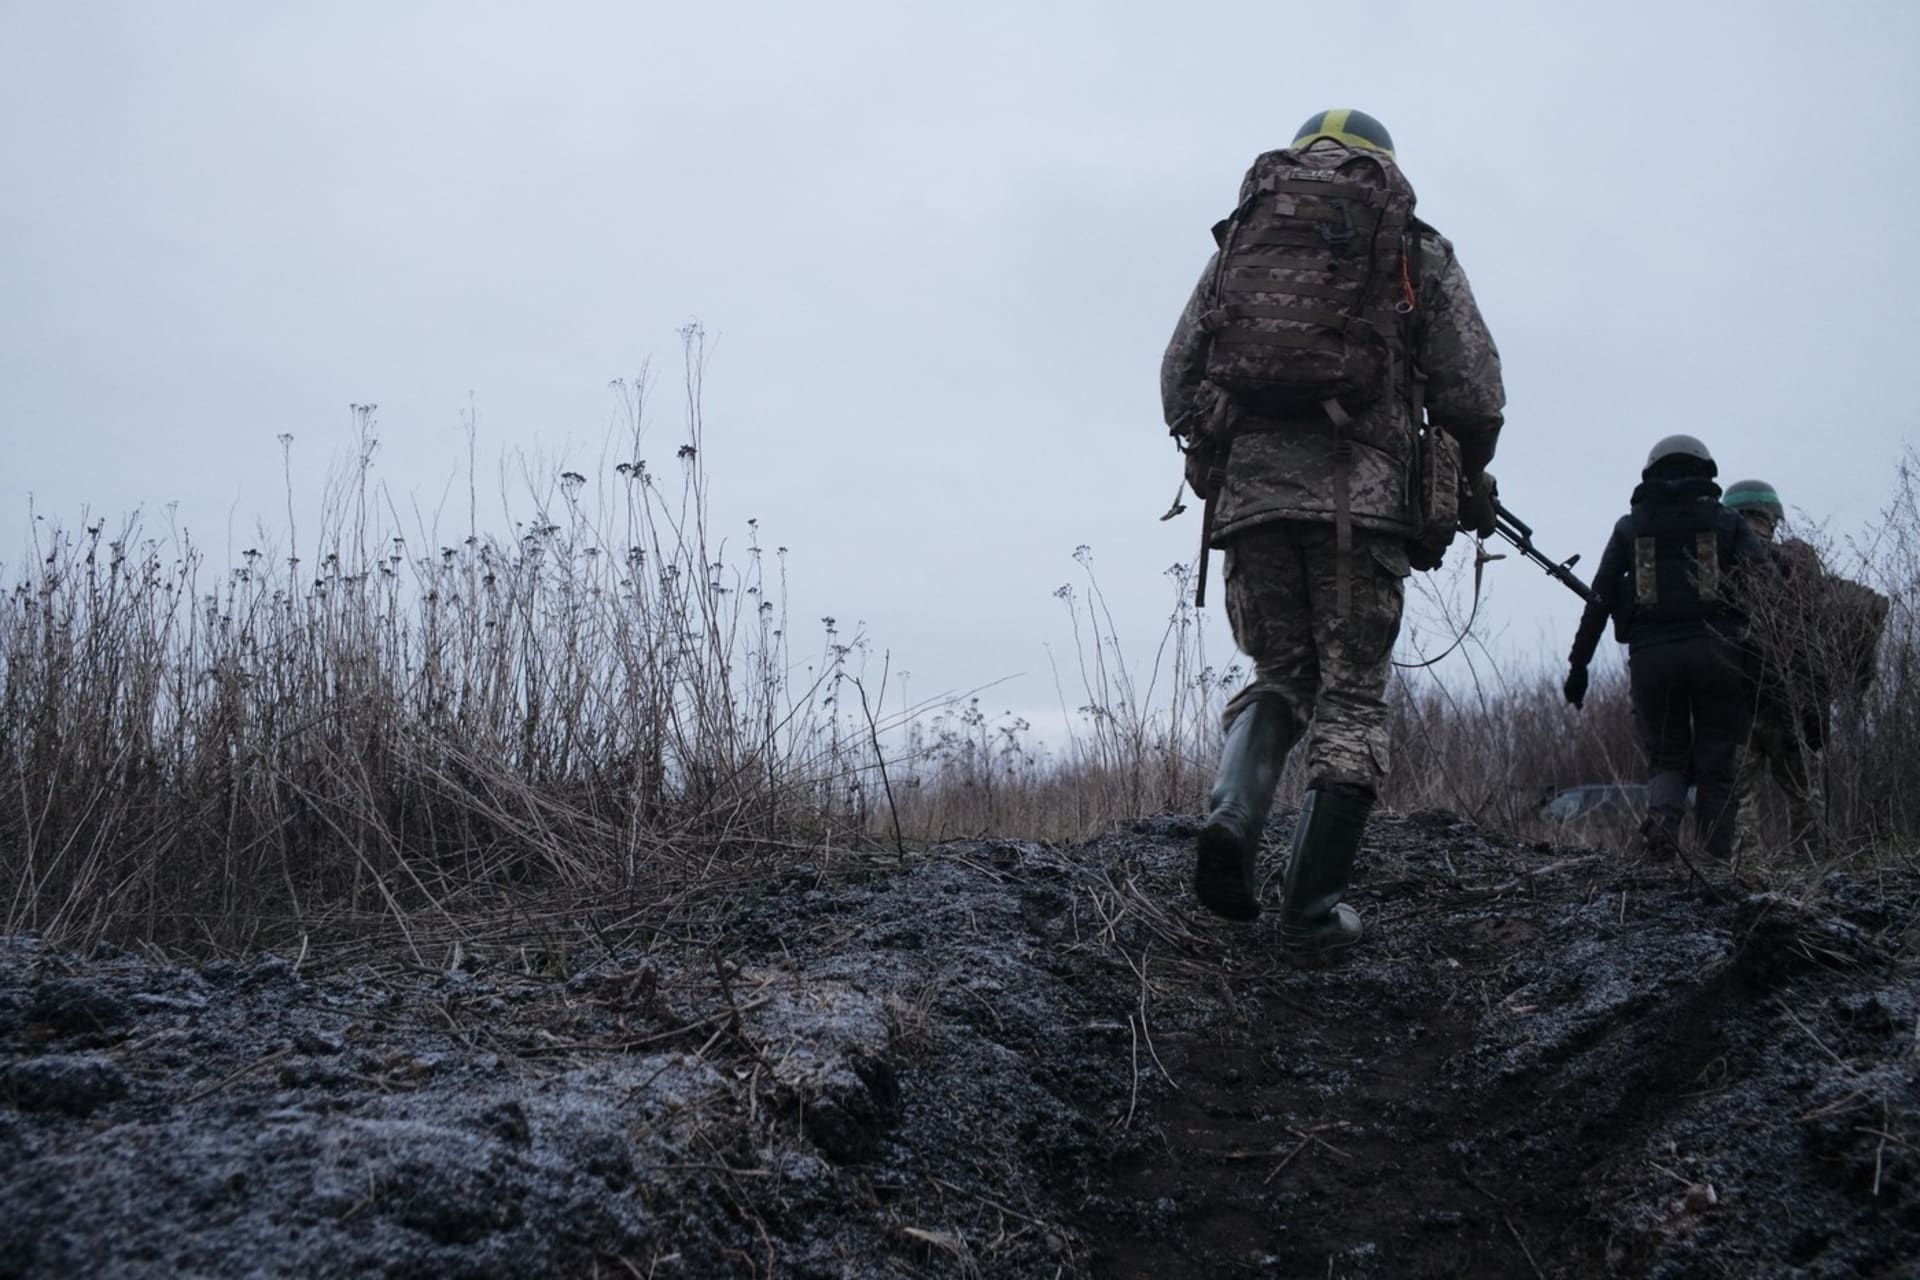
5,1,1916,739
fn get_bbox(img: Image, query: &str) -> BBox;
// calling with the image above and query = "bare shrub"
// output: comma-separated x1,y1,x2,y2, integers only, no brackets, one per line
1794,453,1920,847
881,555,1239,843
1,330,896,953
8,344,1914,960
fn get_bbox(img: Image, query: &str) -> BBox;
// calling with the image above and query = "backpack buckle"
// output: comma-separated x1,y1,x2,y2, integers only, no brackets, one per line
1318,199,1356,248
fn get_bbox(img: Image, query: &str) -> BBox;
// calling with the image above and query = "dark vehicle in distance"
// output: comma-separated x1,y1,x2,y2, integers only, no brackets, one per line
1538,784,1695,824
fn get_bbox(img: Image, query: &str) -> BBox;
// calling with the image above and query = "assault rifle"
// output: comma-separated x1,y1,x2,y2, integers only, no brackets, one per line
1489,500,1598,606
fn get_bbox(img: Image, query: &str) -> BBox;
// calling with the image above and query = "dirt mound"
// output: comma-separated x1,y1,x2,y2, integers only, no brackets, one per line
2,816,1915,1277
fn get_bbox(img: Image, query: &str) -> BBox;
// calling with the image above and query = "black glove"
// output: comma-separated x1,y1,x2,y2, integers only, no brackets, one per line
1564,663,1589,710
1460,471,1499,539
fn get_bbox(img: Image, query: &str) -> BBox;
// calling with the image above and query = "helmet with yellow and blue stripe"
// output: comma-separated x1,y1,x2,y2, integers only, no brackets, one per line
1291,109,1395,159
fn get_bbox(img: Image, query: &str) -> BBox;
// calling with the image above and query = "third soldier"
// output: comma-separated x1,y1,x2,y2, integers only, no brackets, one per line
1724,479,1828,856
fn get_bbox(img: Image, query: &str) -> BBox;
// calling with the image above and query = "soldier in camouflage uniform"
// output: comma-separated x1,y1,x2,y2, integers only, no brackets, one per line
1724,479,1828,857
1161,109,1505,961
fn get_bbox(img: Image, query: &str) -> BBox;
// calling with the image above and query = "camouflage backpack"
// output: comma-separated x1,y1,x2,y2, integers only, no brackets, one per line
1198,144,1419,420
1795,557,1890,702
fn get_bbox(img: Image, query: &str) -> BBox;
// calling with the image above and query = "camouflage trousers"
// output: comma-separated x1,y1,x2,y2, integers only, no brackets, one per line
1220,523,1410,791
1734,712,1824,857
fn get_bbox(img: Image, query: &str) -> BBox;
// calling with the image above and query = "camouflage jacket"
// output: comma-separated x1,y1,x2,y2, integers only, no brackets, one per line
1160,144,1506,545
1751,537,1832,738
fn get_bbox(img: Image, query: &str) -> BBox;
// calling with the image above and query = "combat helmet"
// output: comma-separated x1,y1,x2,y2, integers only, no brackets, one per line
1642,434,1717,479
1723,479,1784,522
1291,109,1395,158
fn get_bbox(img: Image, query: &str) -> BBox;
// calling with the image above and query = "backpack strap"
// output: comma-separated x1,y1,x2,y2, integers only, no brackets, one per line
1400,227,1425,420
1204,309,1382,346
1190,393,1236,608
1324,398,1356,617
1635,536,1659,605
1694,531,1721,601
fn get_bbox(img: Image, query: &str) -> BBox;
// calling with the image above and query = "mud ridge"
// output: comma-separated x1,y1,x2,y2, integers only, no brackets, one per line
2,815,1916,1277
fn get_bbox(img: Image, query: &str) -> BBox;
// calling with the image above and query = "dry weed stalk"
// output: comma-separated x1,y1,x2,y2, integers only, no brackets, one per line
6,344,1916,959
3,331,912,952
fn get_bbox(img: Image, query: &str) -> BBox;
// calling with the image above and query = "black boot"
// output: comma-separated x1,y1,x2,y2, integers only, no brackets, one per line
1280,782,1371,964
1195,695,1296,921
1640,812,1682,861
1642,770,1687,862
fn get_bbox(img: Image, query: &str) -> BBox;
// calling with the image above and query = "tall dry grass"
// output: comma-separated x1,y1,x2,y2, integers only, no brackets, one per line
6,339,1915,956
1763,454,1920,846
1,330,937,954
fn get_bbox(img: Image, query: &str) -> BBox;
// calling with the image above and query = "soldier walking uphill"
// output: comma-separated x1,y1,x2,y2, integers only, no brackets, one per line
1723,479,1828,856
1722,479,1890,857
1563,437,1770,861
1162,109,1505,963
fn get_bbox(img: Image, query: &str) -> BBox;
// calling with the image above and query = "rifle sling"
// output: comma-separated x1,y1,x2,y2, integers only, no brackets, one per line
1324,398,1355,618
1195,495,1217,608
1192,394,1235,608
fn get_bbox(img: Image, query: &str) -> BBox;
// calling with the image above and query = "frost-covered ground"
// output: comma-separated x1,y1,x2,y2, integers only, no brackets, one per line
3,814,1915,1277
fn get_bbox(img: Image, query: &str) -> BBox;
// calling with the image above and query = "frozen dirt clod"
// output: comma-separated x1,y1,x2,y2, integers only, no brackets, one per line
2,814,1918,1277
2,1053,128,1116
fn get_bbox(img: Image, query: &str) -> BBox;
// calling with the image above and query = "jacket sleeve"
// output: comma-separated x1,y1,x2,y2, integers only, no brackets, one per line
1416,232,1506,476
1160,254,1219,434
1569,518,1631,669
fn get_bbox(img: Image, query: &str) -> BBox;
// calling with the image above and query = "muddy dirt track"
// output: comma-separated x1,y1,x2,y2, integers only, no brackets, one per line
3,812,1917,1277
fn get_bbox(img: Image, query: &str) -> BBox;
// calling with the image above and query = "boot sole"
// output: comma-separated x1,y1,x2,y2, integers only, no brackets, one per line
1194,824,1261,921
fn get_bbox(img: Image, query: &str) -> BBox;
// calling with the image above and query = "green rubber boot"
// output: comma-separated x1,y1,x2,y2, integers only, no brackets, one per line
1280,782,1372,964
1194,695,1297,921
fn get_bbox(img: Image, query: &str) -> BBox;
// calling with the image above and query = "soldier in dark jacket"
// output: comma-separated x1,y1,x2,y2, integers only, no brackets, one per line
1162,109,1504,961
1563,436,1770,859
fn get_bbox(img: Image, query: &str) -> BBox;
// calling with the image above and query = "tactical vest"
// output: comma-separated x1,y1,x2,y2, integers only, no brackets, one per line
1629,497,1735,625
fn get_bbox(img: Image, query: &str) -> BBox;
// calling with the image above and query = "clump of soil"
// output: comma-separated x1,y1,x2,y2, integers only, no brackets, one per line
2,814,1915,1277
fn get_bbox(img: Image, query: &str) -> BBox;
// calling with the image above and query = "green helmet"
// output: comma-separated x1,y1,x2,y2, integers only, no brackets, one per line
1292,109,1395,158
1723,479,1784,521
1643,433,1716,479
